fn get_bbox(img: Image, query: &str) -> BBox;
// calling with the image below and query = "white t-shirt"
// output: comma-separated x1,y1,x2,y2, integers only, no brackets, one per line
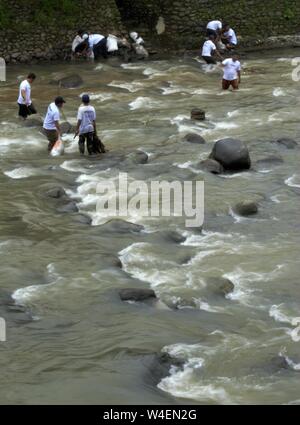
107,35,119,53
43,102,60,130
17,80,31,105
72,35,83,52
77,105,96,134
222,58,241,81
202,40,216,57
88,34,104,49
207,20,222,31
224,28,237,45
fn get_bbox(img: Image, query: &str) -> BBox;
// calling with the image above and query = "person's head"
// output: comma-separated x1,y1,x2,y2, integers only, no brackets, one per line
27,73,36,83
130,32,138,42
209,34,216,42
81,94,90,105
55,96,66,108
232,54,239,62
77,29,85,37
82,33,89,40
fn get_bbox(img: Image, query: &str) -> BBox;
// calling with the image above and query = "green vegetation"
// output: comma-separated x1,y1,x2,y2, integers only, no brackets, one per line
0,0,81,29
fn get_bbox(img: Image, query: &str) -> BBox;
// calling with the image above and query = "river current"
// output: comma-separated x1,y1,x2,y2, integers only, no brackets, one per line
0,49,299,405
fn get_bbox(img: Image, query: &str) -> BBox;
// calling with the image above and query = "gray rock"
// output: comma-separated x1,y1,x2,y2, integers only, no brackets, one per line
191,108,205,121
23,117,43,128
183,133,206,144
273,138,298,149
206,277,235,296
130,151,149,164
209,138,251,171
57,201,79,213
72,214,92,225
119,288,156,302
100,219,144,234
256,155,283,166
45,187,66,198
233,200,258,216
198,159,224,174
50,74,83,88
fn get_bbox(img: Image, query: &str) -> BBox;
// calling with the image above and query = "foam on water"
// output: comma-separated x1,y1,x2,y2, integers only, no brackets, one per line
4,166,38,179
273,87,286,97
285,174,300,188
128,97,162,111
80,92,113,102
108,81,145,92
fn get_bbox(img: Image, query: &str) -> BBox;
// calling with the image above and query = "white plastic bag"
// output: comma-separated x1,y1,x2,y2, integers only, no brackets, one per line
50,139,64,157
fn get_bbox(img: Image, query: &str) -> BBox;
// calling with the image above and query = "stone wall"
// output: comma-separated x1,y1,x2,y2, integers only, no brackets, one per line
1,0,300,63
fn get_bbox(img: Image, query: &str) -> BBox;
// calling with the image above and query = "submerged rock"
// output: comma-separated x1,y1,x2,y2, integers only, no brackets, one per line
57,201,79,213
198,159,224,174
233,200,258,216
72,214,92,225
100,219,144,234
119,288,156,302
191,108,205,121
272,138,298,149
183,133,206,144
129,151,149,164
256,155,283,166
50,74,83,88
209,138,251,171
22,117,43,128
45,187,66,199
206,277,235,296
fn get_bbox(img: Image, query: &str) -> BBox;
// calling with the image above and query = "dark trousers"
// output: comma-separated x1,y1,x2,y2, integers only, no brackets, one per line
93,38,108,59
79,132,94,155
18,103,37,119
202,56,217,64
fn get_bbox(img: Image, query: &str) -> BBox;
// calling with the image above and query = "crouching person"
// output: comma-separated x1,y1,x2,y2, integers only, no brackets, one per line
75,94,97,155
43,96,66,152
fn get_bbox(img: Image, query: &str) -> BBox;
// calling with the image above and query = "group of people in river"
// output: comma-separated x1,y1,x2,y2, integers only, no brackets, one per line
202,19,241,90
17,19,241,156
17,73,104,156
71,29,149,60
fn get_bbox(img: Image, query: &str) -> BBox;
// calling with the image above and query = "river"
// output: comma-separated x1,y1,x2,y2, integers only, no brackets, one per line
0,49,300,405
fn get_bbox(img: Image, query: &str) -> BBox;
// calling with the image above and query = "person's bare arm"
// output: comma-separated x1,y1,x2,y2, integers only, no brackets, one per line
55,121,61,138
93,120,97,135
21,89,29,105
75,120,81,136
214,49,223,61
238,70,241,84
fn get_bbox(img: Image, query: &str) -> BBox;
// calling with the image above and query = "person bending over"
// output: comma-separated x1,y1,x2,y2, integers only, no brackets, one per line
43,96,66,152
222,55,241,90
201,35,223,64
75,94,97,155
206,19,222,38
222,24,238,50
17,73,37,119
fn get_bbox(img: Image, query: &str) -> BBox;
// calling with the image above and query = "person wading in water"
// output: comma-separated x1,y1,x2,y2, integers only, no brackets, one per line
17,73,37,119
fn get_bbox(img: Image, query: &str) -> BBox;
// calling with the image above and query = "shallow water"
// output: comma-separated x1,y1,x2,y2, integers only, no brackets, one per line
0,50,300,405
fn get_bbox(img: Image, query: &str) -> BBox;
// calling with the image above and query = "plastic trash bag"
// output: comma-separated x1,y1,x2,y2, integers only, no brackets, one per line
50,139,64,157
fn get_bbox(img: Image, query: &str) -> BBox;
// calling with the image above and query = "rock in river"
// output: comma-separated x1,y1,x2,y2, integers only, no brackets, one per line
119,288,157,302
233,200,258,216
183,133,206,144
209,138,251,171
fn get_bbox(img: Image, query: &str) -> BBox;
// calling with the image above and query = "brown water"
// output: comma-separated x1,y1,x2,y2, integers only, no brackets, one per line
0,50,300,405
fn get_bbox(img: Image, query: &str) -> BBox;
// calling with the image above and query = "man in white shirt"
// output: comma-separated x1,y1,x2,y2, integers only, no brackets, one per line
43,96,66,152
222,55,241,90
206,19,222,37
17,73,37,119
202,35,223,64
88,34,108,59
75,94,97,155
222,24,238,49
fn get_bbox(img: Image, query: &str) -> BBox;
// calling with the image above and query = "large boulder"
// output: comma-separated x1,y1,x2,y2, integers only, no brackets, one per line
209,138,251,171
50,74,83,88
183,133,206,144
119,288,156,302
191,108,205,121
233,200,258,216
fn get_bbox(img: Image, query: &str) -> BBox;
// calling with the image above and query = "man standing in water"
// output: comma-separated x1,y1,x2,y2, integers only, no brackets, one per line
17,73,37,119
43,96,66,152
202,35,223,64
222,55,241,90
75,94,97,155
